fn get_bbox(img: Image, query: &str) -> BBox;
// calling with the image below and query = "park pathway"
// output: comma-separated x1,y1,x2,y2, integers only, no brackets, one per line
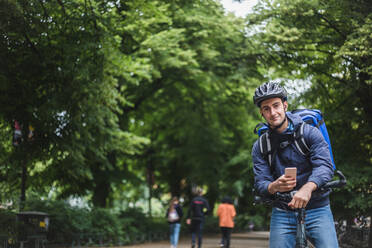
122,232,269,248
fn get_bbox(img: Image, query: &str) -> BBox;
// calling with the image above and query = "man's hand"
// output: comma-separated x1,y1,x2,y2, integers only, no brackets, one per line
288,182,317,209
268,175,296,194
186,218,191,225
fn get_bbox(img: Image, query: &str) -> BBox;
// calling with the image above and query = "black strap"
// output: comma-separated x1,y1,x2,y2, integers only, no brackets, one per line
258,132,277,178
259,123,311,168
293,122,310,156
259,131,291,168
259,132,274,167
316,118,324,128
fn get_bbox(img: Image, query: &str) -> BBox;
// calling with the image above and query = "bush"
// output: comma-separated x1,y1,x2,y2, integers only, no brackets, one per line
0,209,16,236
203,216,220,233
24,198,92,243
0,199,170,245
235,213,268,231
119,208,168,243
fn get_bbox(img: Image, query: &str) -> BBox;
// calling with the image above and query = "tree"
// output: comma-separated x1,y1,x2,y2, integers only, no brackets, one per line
117,0,261,208
0,0,265,213
0,0,148,208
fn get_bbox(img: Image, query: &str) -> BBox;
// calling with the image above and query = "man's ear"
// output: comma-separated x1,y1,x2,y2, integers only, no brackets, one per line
283,101,288,112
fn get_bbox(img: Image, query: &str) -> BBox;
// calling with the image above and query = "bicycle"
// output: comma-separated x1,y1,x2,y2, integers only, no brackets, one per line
254,170,347,248
335,216,370,248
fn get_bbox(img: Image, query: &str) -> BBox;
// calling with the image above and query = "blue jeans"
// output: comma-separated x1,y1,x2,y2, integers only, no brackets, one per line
170,223,181,247
270,204,338,248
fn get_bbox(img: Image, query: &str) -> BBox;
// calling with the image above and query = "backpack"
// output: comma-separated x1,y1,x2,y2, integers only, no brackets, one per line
168,208,179,222
254,109,336,170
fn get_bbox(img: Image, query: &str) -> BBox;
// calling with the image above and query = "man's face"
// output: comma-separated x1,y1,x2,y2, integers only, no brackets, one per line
260,98,288,128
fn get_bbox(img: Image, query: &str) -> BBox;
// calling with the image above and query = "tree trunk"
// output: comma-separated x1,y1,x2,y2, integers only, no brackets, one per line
369,218,372,248
20,161,27,211
358,72,372,125
206,184,218,214
92,179,110,208
169,164,182,197
91,161,111,208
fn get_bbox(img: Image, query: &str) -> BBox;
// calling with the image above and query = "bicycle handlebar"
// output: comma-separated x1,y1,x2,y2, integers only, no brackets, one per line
319,170,346,190
254,170,347,205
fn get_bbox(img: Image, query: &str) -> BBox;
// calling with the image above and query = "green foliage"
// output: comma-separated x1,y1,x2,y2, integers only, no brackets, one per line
119,207,150,234
202,216,220,233
121,0,261,211
90,208,124,238
0,0,262,212
25,199,92,242
3,0,369,236
0,0,150,207
235,213,267,231
0,210,16,235
3,198,168,244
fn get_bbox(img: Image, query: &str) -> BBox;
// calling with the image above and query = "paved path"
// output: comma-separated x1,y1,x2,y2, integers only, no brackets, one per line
122,232,269,248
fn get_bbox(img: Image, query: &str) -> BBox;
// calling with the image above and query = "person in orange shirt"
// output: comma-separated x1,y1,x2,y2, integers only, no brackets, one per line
217,196,236,248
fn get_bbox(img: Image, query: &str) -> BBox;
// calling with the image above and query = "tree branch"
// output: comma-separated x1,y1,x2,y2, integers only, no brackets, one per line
317,13,347,40
56,0,66,16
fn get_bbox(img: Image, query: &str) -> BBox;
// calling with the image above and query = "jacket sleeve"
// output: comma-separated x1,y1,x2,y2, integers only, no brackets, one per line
187,202,192,219
232,205,236,217
176,205,183,218
204,199,211,215
305,125,334,187
252,140,275,196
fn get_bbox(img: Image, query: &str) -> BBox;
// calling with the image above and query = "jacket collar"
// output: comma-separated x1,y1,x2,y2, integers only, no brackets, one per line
286,111,303,128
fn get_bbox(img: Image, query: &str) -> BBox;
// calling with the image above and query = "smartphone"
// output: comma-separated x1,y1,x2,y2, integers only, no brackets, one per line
285,167,297,179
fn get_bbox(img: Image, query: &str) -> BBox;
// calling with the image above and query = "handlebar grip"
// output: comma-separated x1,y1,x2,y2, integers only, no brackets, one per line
335,170,347,183
253,195,276,205
320,170,347,190
321,180,344,189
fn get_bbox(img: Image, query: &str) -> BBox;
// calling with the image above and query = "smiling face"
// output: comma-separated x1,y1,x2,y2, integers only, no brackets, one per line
260,97,288,132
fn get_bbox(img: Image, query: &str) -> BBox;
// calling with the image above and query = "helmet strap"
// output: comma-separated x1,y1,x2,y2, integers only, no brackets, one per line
270,116,288,131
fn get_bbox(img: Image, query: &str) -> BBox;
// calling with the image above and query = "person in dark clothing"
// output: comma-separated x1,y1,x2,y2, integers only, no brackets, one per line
166,196,183,248
186,187,210,248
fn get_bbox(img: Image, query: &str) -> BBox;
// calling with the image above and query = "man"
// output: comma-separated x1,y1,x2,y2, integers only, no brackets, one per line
252,81,338,247
186,187,210,248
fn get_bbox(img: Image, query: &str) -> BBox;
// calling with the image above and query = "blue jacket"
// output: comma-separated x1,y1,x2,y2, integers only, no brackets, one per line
252,112,334,210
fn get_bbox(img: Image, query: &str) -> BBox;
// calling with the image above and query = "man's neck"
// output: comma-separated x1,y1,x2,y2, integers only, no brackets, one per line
272,118,289,133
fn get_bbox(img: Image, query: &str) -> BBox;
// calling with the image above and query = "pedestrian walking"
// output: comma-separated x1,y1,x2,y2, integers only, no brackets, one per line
217,196,236,248
186,187,210,248
166,196,183,248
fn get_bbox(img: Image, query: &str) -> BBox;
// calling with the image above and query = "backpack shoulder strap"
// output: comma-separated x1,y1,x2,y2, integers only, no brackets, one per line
258,132,274,167
293,122,310,156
